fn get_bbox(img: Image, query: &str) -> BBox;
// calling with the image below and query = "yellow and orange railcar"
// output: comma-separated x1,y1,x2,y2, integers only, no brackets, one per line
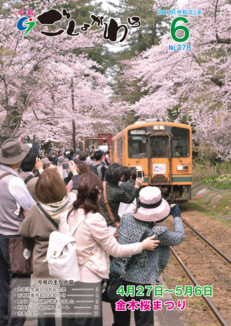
110,120,192,203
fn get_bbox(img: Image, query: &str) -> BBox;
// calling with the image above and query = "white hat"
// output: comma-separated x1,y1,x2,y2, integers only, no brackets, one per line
132,186,170,222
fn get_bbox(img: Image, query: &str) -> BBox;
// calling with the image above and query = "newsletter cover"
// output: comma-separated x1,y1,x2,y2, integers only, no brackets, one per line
0,0,230,326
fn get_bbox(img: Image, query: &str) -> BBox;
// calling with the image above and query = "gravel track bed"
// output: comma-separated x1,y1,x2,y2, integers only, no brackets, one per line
158,208,231,326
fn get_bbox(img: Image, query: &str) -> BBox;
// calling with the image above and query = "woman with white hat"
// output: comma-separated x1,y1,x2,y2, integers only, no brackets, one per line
109,186,185,326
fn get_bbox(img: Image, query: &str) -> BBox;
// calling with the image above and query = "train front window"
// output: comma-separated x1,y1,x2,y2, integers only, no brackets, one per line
150,136,169,158
171,127,190,158
128,130,147,158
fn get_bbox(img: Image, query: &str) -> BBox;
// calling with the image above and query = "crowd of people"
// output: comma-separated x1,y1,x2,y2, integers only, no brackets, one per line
0,139,185,326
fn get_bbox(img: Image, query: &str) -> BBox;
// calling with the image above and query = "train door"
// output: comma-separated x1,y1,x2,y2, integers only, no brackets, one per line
148,134,172,185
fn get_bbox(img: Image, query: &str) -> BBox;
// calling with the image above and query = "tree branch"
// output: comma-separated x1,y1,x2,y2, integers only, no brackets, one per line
215,33,231,44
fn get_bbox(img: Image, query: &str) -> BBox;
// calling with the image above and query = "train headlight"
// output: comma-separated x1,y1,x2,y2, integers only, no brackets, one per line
177,165,189,171
153,125,165,130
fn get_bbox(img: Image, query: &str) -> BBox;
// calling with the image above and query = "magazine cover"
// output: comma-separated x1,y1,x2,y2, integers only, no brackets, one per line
0,0,230,326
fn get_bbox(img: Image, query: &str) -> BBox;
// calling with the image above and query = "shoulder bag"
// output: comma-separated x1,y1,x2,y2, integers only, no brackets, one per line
8,237,35,275
8,202,58,275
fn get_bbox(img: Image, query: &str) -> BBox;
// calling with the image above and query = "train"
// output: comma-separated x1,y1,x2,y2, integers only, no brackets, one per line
110,120,192,204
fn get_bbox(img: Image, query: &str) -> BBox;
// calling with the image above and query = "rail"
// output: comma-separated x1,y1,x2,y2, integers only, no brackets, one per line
182,218,231,264
170,247,229,326
168,218,231,326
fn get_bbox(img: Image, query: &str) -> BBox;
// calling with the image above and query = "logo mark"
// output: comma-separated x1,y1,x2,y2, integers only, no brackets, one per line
23,248,31,260
17,16,36,37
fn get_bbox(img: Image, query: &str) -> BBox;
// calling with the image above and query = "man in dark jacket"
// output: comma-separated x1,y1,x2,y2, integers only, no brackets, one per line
118,168,138,217
89,150,107,181
53,150,63,166
100,164,142,226
18,149,44,202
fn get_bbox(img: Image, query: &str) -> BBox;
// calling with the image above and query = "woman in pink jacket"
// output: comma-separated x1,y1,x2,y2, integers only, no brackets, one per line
59,171,159,326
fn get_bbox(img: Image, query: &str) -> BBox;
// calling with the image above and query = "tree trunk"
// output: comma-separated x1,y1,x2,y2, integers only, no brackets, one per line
71,78,76,152
0,106,22,146
72,119,76,153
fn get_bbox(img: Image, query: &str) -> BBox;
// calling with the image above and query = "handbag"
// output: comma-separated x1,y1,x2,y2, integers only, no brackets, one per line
8,203,59,275
102,276,124,302
102,222,153,302
8,237,35,275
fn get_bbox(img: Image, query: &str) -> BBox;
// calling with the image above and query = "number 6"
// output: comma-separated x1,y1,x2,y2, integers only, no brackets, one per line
171,17,189,42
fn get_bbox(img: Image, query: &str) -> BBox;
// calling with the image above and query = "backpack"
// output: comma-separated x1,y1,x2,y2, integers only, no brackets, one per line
44,214,85,281
89,163,105,181
90,164,101,176
96,165,103,180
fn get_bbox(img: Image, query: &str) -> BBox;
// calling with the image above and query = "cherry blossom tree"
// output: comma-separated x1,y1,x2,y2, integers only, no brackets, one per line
121,0,231,160
0,0,119,147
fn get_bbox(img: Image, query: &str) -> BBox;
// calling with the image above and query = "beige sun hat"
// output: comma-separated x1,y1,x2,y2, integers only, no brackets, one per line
42,157,50,165
0,139,30,165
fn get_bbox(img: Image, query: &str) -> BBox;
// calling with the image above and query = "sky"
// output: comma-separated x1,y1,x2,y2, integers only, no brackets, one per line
101,0,119,12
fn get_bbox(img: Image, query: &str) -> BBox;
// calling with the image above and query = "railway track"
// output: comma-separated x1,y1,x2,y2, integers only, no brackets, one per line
169,218,231,326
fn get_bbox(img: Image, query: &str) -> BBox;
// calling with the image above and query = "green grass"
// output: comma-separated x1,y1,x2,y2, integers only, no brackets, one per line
210,217,231,228
186,202,231,228
185,199,231,225
202,174,231,190
184,202,208,213
214,195,231,213
193,160,231,182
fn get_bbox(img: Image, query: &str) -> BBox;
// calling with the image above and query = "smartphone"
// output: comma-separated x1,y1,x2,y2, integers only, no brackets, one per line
62,163,69,169
136,170,144,178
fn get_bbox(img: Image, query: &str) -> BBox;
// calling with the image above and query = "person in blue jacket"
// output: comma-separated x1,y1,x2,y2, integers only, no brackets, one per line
110,186,185,326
